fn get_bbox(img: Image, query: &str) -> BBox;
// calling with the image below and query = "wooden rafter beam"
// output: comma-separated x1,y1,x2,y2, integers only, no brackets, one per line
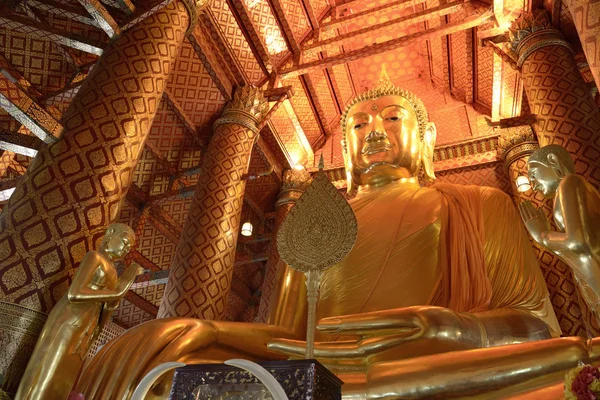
0,55,42,98
267,0,301,55
27,0,100,28
301,0,321,29
102,0,135,15
124,291,159,317
146,204,182,245
0,76,63,143
162,90,204,145
187,31,233,101
280,9,493,78
130,250,163,273
256,135,284,183
199,9,247,85
133,269,170,285
0,10,104,56
305,1,468,56
485,41,519,72
78,0,122,38
551,0,562,27
0,177,18,202
226,0,273,74
0,130,44,157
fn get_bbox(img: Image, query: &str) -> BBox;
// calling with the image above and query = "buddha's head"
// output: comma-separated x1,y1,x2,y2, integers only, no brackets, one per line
527,144,575,198
99,223,136,261
341,69,436,191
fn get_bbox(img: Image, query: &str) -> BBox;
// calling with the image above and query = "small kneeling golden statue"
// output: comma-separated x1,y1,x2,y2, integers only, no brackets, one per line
520,144,600,322
15,223,141,400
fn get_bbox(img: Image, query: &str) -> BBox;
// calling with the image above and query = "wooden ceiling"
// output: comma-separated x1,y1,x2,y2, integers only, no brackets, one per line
0,0,590,327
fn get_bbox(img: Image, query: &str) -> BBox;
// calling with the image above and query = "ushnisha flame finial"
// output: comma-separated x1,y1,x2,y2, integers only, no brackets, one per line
340,65,429,155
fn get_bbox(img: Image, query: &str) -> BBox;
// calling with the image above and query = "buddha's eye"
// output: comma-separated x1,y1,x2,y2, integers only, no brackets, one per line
354,122,367,130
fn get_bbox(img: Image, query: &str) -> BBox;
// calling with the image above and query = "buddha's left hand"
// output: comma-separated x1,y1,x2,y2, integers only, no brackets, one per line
268,306,486,366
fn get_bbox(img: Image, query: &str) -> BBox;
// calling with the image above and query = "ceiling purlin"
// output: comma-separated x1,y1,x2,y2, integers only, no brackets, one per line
281,8,494,78
76,0,122,38
225,0,273,77
305,2,468,57
322,0,427,35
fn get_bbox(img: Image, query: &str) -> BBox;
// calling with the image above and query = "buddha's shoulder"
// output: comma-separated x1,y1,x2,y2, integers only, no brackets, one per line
478,186,514,209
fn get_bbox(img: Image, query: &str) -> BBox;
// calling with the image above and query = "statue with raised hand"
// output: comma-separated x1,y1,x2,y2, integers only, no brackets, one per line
15,223,141,400
519,144,600,319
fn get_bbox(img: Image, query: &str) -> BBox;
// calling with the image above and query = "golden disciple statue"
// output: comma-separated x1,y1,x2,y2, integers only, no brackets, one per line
77,74,600,400
15,223,141,400
520,145,600,320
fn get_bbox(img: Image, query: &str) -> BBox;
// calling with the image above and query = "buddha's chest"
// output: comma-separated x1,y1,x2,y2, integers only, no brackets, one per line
317,188,443,319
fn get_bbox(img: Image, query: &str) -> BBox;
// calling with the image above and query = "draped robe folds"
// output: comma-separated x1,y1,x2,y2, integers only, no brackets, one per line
317,182,560,336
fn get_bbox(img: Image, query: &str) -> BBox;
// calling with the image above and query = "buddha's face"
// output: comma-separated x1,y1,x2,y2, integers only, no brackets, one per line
345,95,421,187
528,160,560,198
101,230,135,260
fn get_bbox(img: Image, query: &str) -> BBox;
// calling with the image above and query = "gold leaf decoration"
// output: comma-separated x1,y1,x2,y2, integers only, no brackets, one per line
277,171,358,273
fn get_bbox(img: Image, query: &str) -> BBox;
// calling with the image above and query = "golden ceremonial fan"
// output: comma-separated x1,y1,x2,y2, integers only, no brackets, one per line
276,160,358,358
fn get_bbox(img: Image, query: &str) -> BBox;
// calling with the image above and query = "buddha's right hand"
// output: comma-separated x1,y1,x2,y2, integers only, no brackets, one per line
518,200,551,244
268,306,486,367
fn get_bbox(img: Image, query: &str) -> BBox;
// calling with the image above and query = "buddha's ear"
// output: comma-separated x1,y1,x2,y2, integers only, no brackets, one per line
421,122,436,182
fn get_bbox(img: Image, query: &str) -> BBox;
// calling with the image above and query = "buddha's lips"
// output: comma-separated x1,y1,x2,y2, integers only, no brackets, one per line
362,142,392,155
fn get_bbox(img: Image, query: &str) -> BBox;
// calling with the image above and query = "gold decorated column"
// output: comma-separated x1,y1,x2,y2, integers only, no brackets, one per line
158,86,268,320
255,168,310,330
562,0,600,92
0,1,198,393
498,126,600,337
510,12,600,188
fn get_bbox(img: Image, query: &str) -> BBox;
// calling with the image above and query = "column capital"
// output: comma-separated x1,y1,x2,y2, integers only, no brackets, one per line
276,167,312,208
181,0,210,34
508,11,573,67
213,85,268,134
497,125,539,169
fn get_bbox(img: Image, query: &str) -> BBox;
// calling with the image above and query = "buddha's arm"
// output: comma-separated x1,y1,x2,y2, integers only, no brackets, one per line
539,175,589,253
363,336,600,399
266,264,307,335
68,253,138,302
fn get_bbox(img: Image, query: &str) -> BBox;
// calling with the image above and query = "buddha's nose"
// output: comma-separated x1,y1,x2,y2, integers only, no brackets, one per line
365,130,386,143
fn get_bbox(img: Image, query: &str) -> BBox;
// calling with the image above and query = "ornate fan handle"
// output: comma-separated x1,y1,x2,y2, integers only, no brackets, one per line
305,269,322,359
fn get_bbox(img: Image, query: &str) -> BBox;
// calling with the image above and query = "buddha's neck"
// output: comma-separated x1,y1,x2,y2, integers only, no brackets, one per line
356,176,420,197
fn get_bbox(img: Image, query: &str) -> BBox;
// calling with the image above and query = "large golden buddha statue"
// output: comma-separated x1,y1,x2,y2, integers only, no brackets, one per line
77,74,599,400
